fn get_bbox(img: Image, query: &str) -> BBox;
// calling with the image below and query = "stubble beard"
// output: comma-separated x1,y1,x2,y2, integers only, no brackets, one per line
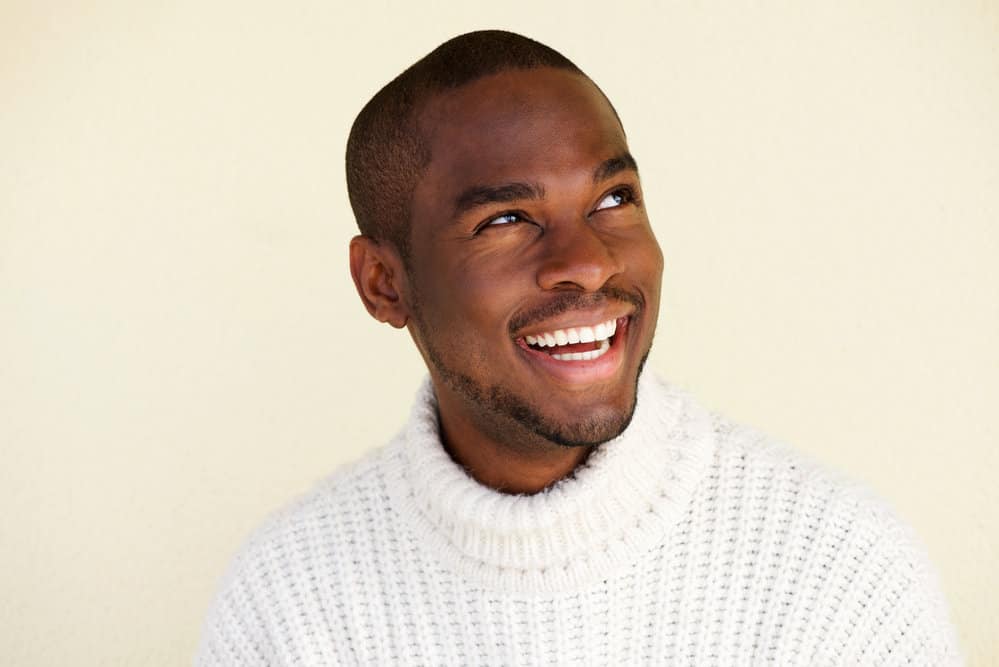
431,350,649,449
410,301,651,449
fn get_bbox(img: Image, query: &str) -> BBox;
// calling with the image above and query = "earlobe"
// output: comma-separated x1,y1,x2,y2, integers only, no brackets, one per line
348,235,410,329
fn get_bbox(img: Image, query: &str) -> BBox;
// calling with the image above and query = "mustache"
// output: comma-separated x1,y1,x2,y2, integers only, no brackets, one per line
508,286,644,335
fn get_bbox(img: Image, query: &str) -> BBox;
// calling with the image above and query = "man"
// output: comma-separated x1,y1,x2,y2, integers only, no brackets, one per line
196,30,961,665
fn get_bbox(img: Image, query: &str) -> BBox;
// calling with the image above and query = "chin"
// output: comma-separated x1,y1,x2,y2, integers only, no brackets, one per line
424,320,650,450
499,368,645,449
557,388,642,446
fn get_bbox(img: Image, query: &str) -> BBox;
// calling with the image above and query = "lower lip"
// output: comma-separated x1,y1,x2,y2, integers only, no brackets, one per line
515,316,631,385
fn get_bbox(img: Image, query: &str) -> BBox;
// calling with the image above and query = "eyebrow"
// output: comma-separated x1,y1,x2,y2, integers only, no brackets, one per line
453,181,546,219
593,152,639,184
451,152,640,219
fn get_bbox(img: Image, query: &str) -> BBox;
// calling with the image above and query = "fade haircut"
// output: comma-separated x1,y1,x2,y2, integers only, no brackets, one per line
345,30,586,261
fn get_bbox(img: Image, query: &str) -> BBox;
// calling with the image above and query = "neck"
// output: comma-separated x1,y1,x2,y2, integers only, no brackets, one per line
386,373,718,593
434,387,593,495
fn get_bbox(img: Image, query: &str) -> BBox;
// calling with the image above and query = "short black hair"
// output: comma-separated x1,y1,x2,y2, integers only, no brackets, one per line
345,30,586,260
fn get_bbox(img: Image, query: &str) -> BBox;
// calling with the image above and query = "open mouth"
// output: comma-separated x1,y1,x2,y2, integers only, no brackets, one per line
519,317,625,362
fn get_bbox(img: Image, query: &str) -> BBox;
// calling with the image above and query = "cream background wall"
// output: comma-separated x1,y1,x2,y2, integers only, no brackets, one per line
2,1,996,664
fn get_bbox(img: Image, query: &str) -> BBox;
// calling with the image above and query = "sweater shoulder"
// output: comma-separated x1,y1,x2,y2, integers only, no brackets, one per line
194,438,400,666
226,436,399,582
256,439,394,540
705,412,963,664
709,411,918,537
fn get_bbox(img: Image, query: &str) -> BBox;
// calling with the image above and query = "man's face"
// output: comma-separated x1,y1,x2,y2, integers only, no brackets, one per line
404,67,664,449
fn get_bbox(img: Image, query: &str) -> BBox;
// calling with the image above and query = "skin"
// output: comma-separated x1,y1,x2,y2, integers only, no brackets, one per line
350,67,664,494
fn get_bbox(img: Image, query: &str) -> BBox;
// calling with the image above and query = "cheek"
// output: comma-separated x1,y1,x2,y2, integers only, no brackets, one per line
419,254,524,331
459,239,536,288
636,222,665,275
613,226,664,279
650,240,665,280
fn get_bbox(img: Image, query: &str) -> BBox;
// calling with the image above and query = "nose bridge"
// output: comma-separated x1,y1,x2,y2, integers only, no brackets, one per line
536,216,622,291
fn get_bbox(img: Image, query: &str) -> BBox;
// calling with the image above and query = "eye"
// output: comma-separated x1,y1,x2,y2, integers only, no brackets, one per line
475,211,527,233
487,213,521,226
594,187,635,212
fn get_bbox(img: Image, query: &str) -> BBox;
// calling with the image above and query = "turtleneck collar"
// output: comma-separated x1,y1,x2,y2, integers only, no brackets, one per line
384,372,716,594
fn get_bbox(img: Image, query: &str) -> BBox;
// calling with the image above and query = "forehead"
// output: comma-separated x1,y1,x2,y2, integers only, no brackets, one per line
414,68,628,198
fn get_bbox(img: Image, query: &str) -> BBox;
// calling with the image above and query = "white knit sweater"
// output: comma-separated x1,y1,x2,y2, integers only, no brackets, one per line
195,374,962,665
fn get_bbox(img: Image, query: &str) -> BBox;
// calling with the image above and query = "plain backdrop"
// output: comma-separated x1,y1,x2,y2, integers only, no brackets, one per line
2,1,997,664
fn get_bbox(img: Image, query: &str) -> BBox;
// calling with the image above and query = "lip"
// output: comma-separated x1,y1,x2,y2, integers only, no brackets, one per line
514,315,632,385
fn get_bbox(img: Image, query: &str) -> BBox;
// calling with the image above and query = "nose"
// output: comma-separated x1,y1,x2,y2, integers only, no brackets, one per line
536,219,623,292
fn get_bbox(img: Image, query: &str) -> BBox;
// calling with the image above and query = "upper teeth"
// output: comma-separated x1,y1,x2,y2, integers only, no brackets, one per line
524,318,618,348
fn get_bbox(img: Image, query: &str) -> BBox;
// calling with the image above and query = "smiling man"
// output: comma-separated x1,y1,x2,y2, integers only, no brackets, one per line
355,61,664,495
196,31,962,665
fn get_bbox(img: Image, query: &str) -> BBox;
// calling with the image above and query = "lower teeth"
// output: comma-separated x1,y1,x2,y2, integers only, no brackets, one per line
550,338,610,361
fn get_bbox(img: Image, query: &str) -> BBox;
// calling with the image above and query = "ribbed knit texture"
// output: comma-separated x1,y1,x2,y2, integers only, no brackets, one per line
195,374,963,665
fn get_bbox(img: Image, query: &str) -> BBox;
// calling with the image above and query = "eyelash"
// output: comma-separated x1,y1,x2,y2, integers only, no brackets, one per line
474,186,638,234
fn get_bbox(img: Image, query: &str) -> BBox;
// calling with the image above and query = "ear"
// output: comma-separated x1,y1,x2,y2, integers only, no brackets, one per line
349,235,410,329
